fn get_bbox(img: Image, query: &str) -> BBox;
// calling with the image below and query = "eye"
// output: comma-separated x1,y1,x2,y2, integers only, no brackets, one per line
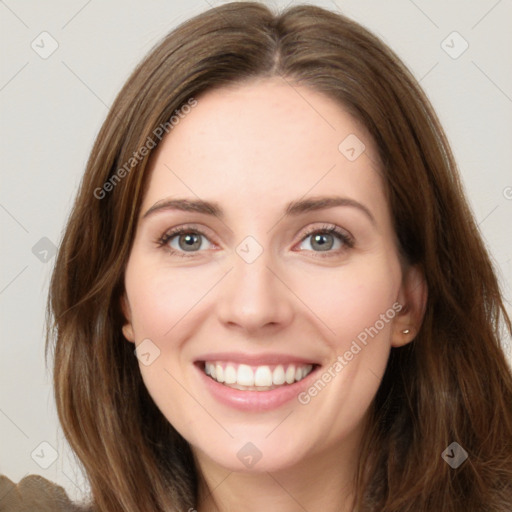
156,223,354,259
296,224,354,257
156,225,214,257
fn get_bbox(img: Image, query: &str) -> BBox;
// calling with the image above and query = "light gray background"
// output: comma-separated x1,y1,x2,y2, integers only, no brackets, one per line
1,0,511,502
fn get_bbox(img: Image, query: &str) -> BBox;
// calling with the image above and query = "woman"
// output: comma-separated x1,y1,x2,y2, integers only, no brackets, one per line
42,2,512,511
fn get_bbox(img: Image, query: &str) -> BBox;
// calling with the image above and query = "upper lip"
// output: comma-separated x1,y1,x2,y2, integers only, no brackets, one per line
195,352,321,366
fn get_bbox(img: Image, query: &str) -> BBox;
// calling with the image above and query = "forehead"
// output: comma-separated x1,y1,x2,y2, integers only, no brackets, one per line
142,78,385,218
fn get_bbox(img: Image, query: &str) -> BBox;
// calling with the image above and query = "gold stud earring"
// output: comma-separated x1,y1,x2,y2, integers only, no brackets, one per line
402,329,410,334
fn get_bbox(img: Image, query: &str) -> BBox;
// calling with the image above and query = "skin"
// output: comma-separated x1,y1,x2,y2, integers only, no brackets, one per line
122,77,427,512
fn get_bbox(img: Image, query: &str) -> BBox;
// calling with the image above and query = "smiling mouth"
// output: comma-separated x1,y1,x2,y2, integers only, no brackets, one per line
199,361,319,391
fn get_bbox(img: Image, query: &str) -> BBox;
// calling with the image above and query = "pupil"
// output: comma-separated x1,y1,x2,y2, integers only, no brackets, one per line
180,233,200,250
313,233,333,251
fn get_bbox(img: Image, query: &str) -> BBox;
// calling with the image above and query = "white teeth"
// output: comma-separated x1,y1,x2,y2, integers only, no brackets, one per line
224,365,237,384
215,363,224,383
254,366,273,387
203,362,314,389
237,364,254,386
272,365,286,385
285,365,296,384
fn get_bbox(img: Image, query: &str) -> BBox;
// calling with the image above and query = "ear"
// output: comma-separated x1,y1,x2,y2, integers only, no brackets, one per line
120,294,135,343
391,264,427,347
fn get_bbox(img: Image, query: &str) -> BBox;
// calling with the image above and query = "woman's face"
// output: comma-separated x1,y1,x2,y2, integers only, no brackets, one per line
122,78,422,474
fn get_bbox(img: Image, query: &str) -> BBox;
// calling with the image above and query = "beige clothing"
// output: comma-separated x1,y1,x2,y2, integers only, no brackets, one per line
0,474,91,512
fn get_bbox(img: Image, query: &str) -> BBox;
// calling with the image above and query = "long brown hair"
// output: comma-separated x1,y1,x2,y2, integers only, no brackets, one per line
46,2,512,511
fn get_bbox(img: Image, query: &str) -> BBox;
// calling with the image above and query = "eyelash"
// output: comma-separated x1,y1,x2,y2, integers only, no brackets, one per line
155,224,354,259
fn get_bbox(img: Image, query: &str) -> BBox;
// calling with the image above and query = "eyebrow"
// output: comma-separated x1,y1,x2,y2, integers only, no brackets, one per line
142,195,375,225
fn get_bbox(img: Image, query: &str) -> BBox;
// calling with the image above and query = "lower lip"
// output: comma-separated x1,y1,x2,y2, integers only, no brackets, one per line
195,363,320,412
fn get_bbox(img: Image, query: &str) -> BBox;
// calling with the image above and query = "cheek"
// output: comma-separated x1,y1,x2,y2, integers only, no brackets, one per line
124,263,206,430
293,267,399,435
296,259,401,350
125,262,216,339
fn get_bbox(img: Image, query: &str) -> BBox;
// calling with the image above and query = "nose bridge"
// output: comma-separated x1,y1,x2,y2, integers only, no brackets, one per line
216,234,294,331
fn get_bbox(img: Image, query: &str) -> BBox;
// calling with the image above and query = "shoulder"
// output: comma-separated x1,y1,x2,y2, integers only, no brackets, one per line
0,474,93,511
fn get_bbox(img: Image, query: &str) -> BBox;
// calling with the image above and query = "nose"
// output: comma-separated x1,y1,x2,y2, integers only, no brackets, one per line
216,245,295,335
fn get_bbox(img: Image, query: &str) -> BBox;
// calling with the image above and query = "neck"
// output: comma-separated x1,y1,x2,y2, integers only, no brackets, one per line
194,437,361,512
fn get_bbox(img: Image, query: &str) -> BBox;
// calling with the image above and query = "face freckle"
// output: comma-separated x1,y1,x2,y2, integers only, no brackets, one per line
121,78,419,476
